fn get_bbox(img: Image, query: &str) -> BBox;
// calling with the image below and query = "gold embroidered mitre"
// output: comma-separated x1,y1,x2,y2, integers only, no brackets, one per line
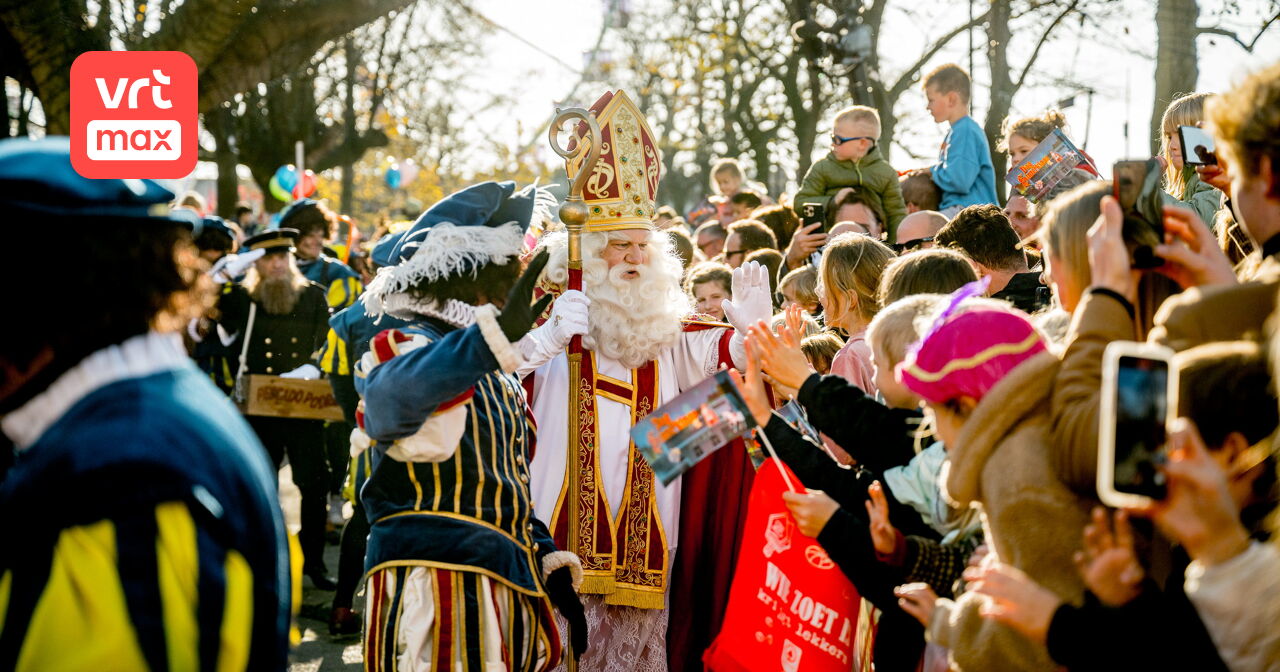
566,89,662,232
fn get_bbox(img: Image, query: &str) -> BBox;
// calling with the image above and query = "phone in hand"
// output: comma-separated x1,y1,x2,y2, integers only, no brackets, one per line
1178,125,1218,167
1098,341,1175,508
800,202,827,232
1112,159,1165,269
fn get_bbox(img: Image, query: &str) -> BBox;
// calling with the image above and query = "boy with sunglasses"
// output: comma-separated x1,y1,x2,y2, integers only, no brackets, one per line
796,105,908,243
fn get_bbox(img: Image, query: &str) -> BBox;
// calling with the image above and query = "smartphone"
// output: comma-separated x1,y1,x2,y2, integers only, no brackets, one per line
800,202,826,232
1113,160,1147,213
1112,159,1165,269
1178,125,1218,166
1098,341,1175,508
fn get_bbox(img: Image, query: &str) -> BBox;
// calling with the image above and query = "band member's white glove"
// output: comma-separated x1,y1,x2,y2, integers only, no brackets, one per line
721,261,774,370
516,290,590,376
280,363,321,380
210,248,266,283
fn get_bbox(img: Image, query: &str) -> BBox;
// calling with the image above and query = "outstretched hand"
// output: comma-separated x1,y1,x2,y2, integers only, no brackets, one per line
966,562,1061,645
1075,507,1144,606
865,480,898,555
1153,205,1237,289
895,582,939,627
722,261,773,332
498,250,554,342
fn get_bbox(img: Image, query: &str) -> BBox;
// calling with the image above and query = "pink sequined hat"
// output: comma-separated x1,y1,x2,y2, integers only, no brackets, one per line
897,278,1047,405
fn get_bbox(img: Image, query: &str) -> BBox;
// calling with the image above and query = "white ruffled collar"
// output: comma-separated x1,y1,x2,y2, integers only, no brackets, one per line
375,295,477,328
2,331,191,450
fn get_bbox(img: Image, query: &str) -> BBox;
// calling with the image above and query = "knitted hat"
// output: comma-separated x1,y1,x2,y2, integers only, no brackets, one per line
897,278,1047,405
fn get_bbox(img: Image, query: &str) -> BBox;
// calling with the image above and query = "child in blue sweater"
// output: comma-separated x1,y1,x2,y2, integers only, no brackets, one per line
922,64,998,215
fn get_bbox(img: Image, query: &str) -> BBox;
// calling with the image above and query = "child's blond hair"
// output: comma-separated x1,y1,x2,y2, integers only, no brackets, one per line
817,233,896,330
998,109,1067,154
1160,92,1213,200
801,332,845,375
867,294,946,368
778,266,819,307
833,105,881,137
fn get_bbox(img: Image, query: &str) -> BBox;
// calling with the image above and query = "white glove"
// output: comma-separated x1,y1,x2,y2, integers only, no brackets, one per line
516,290,591,376
210,248,266,283
280,363,321,380
721,261,773,333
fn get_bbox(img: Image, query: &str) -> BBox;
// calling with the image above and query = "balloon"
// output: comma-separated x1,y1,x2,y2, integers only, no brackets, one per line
385,165,402,189
399,159,420,186
268,174,292,202
292,169,317,199
274,164,298,192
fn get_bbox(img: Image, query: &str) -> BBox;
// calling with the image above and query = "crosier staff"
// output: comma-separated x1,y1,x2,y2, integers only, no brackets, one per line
547,108,600,672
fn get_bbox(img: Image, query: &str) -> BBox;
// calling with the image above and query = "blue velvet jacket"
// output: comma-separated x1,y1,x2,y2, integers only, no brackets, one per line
355,311,558,595
0,341,290,671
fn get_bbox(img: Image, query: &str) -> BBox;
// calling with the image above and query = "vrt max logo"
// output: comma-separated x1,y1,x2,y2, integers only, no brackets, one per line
71,51,197,178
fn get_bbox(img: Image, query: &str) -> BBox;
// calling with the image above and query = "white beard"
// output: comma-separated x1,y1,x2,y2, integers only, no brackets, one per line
543,230,692,369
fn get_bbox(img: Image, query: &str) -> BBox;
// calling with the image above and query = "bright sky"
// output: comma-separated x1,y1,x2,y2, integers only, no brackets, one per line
467,0,1280,192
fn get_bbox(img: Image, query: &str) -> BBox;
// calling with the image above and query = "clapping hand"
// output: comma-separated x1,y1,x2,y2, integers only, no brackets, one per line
728,339,773,428
748,310,813,391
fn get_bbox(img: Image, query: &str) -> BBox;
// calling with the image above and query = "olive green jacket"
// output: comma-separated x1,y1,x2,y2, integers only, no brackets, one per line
795,147,908,242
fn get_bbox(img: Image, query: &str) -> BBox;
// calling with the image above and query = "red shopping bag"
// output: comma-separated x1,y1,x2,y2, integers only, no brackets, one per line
704,459,868,672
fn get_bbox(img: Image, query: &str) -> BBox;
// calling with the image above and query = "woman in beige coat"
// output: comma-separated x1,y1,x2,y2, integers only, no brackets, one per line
892,288,1095,671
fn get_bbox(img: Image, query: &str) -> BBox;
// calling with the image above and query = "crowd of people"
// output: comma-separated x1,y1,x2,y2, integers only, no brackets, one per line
2,57,1279,672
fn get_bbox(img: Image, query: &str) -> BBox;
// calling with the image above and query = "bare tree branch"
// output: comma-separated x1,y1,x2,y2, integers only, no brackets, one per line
1014,0,1083,91
889,7,993,98
1197,12,1280,52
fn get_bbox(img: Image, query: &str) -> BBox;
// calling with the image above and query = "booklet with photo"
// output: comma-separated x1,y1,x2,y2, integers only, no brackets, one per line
1005,129,1091,203
631,369,757,485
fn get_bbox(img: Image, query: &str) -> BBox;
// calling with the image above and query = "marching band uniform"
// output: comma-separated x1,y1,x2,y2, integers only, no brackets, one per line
223,228,336,588
356,182,583,672
0,138,290,671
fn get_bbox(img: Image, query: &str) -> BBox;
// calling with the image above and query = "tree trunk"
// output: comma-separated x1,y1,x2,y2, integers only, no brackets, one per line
984,0,1014,203
1151,0,1200,155
341,37,358,214
207,107,240,219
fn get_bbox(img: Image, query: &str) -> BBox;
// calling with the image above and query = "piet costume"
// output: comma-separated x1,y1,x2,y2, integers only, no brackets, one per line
281,199,365,311
355,181,583,672
0,138,290,670
520,90,772,671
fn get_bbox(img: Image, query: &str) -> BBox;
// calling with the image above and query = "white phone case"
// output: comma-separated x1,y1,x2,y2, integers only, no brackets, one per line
1097,340,1176,509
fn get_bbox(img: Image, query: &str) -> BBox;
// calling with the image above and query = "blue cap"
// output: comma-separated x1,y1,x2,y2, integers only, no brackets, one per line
200,216,235,243
278,198,321,229
370,230,407,268
0,136,201,229
386,181,536,267
363,180,551,314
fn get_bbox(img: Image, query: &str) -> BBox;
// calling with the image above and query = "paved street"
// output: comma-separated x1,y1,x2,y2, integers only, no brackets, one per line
279,466,364,671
